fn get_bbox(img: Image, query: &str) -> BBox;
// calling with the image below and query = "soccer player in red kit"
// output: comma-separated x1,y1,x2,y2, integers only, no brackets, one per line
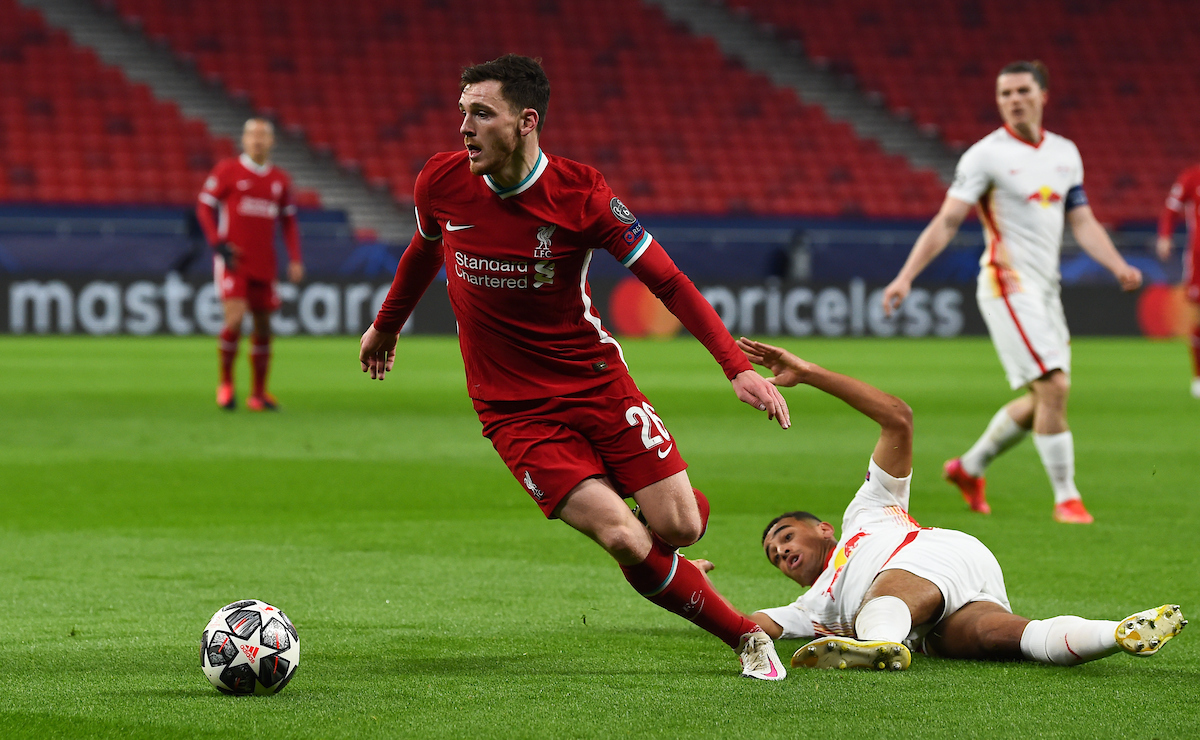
1157,164,1200,399
197,118,304,411
359,55,792,680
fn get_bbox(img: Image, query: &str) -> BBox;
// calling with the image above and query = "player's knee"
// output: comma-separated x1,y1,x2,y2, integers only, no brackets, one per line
597,521,649,561
655,517,703,548
1035,371,1071,400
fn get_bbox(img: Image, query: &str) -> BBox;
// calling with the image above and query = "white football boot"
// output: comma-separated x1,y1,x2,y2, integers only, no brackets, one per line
737,630,786,681
791,636,911,671
1115,604,1187,657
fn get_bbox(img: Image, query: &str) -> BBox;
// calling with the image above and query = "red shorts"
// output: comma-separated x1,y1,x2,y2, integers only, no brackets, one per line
473,373,688,518
215,256,280,312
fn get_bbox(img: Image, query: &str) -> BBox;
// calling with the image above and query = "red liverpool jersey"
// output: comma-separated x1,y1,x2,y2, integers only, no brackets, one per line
1160,164,1200,292
375,149,750,401
197,154,300,282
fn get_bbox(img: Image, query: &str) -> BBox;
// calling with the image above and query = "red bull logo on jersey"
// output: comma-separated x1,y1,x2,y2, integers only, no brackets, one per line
823,531,869,598
1026,186,1063,208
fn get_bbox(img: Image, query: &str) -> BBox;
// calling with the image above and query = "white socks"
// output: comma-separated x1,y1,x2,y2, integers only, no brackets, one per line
1019,616,1119,665
855,596,912,643
960,407,1083,505
1032,431,1082,504
960,407,1028,477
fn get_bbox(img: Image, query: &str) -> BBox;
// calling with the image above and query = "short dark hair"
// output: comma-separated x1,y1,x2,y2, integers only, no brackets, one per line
460,54,550,132
762,511,822,543
999,60,1049,90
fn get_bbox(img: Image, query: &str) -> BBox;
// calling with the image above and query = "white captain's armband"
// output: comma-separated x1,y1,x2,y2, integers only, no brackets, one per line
1064,185,1088,211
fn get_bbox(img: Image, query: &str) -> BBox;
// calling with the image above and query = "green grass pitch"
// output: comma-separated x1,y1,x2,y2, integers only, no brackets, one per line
1,335,1198,739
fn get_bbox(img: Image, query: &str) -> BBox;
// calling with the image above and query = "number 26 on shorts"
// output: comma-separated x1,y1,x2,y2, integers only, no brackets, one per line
625,402,671,450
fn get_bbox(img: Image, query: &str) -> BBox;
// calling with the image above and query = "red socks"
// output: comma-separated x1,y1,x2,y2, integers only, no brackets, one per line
218,327,240,384
250,334,271,397
1190,327,1200,378
621,537,759,649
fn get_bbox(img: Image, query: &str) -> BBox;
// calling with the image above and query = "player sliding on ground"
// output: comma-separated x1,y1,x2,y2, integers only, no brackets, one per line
697,338,1185,671
359,55,791,680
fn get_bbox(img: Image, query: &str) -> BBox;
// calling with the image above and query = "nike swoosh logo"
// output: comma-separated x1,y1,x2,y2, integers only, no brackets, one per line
657,444,674,459
763,663,779,678
446,222,474,231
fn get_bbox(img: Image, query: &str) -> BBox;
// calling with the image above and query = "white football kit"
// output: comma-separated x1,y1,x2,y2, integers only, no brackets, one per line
759,458,1012,646
948,125,1088,389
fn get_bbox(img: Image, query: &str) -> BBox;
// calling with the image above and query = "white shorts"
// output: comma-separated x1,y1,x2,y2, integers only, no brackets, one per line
882,528,1011,623
977,289,1070,389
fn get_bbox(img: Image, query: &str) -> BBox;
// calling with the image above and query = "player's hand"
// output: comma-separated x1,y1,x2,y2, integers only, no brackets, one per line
690,558,715,574
881,277,911,317
737,337,809,389
287,261,305,284
731,368,790,429
215,242,238,273
360,324,398,380
1114,263,1143,292
1156,236,1174,262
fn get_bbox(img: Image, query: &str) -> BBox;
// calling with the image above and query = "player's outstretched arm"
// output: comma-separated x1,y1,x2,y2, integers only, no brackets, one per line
882,196,973,316
1067,205,1142,291
738,338,912,478
360,325,398,380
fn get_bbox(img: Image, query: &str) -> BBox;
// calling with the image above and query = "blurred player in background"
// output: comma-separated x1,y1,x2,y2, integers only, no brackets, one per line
1156,165,1200,398
881,61,1142,524
359,54,792,680
701,338,1185,672
197,118,304,411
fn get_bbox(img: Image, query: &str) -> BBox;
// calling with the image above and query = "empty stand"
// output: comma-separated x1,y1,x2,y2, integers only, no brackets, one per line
727,0,1200,224
0,0,225,204
105,0,945,217
0,0,320,207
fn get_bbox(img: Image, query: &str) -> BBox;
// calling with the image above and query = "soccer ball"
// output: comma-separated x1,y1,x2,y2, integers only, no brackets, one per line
200,599,300,695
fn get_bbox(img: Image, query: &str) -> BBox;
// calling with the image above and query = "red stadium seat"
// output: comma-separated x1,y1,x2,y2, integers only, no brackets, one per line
97,0,945,217
726,0,1200,224
0,0,233,206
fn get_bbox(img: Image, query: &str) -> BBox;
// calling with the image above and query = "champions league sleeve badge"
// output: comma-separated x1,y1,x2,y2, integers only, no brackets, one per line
610,197,637,225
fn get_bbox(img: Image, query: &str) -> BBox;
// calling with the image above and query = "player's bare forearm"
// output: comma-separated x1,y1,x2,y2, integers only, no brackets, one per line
901,221,955,282
900,198,971,280
883,197,971,315
749,612,784,640
798,363,910,437
1068,206,1142,290
739,337,903,422
739,337,911,472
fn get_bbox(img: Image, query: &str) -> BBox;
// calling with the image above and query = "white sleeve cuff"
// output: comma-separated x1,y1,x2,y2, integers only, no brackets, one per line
868,457,911,498
757,605,815,640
